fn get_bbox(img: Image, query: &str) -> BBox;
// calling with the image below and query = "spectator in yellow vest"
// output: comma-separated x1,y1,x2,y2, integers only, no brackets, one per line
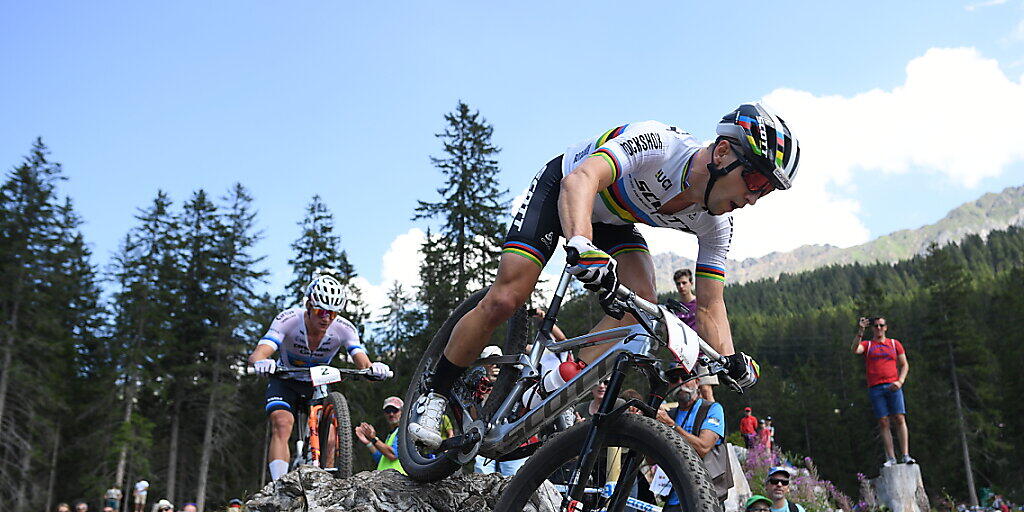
356,396,406,474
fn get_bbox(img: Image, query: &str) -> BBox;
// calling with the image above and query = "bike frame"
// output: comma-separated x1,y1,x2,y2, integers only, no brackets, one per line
470,268,711,456
435,267,731,511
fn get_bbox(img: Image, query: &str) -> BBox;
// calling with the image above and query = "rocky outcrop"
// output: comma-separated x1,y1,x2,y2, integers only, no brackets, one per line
864,464,929,512
245,466,562,512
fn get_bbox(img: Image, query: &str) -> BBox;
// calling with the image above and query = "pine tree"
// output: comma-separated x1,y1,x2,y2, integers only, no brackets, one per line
286,195,366,327
193,184,266,512
0,139,108,511
414,101,509,303
374,281,423,358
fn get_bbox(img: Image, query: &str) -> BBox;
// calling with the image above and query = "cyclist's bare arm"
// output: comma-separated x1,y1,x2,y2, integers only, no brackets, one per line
656,408,719,457
558,155,615,239
695,280,735,356
350,351,371,369
551,323,567,342
248,344,276,364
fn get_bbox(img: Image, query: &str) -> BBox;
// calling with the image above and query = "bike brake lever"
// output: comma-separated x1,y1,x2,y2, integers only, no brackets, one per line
720,372,744,394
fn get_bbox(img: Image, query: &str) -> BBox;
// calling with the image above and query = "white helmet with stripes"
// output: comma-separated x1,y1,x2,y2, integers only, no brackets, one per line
305,270,347,312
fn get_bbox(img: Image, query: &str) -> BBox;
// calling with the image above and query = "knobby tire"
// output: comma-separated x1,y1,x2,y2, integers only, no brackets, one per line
399,287,529,482
318,391,353,478
495,413,720,512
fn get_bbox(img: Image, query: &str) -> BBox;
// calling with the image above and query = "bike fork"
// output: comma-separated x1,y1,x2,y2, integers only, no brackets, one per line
562,352,631,510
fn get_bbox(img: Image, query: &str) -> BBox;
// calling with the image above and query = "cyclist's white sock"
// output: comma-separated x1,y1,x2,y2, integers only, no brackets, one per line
269,459,288,481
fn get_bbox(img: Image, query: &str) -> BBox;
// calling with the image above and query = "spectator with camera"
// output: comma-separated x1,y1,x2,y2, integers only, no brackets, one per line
852,316,914,466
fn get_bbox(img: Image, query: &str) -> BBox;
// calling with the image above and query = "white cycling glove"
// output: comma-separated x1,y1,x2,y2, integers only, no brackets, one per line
369,361,392,380
565,235,616,285
254,359,277,376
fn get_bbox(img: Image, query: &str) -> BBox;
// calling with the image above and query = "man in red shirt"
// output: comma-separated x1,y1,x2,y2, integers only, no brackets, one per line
738,406,759,448
852,316,914,467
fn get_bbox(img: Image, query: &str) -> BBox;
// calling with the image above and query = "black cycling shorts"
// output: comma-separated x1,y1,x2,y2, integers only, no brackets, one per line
503,155,649,268
264,376,314,416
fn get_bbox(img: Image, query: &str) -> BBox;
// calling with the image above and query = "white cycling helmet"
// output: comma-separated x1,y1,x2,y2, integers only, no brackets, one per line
716,102,801,190
305,274,347,312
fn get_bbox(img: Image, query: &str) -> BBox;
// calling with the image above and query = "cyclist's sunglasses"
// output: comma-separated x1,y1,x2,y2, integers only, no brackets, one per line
730,144,775,197
308,306,338,319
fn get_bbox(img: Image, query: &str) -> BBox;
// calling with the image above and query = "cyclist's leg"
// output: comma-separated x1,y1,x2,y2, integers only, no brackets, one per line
444,253,543,365
268,410,295,462
579,226,656,363
433,156,562,386
409,157,561,448
264,377,302,480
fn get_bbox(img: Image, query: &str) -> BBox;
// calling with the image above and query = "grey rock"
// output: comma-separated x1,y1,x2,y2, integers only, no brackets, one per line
865,464,929,512
245,466,562,512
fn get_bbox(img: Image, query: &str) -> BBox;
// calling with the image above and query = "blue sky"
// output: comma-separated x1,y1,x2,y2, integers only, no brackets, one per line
3,1,1024,306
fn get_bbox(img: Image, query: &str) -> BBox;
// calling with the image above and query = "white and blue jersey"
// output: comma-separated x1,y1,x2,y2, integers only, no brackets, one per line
257,307,364,382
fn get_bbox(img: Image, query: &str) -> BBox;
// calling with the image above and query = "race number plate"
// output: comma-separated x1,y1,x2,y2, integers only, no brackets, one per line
659,305,699,373
310,365,342,386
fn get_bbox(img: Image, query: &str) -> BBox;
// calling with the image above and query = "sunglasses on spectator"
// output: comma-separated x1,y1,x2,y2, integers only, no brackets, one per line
768,478,790,486
750,508,772,512
873,323,886,327
383,407,401,414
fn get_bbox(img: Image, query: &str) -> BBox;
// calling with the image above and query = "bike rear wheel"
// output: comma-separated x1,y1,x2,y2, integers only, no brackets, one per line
398,287,529,482
495,413,720,512
317,391,353,478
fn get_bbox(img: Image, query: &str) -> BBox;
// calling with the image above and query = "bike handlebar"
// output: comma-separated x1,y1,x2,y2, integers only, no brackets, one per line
244,365,393,381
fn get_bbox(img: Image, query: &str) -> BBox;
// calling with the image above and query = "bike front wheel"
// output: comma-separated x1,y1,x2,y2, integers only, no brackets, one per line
317,392,353,478
495,413,720,512
398,287,529,482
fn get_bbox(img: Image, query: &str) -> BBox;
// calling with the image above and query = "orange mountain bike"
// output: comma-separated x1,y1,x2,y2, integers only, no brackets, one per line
250,365,390,478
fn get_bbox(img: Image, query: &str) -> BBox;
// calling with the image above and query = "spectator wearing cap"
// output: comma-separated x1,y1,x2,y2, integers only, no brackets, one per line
474,345,529,476
765,467,805,512
656,377,727,511
739,406,759,448
180,504,197,512
74,502,89,512
153,499,173,512
355,396,405,474
227,499,244,510
746,495,773,512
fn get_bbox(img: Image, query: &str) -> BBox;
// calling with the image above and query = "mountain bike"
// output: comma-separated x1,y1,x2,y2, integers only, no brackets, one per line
250,365,390,479
398,249,742,512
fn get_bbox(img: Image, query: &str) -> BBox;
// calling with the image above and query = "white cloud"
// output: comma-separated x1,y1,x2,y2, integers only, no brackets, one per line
380,228,426,289
964,0,1006,10
354,228,425,314
711,47,1024,260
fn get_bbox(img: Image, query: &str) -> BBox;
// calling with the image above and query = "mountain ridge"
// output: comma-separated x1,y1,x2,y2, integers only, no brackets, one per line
653,184,1024,291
